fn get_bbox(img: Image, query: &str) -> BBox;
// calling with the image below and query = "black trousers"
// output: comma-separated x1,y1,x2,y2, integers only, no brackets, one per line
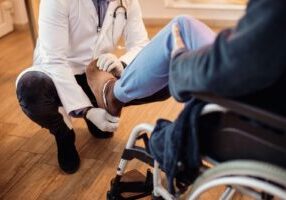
16,71,99,135
16,71,170,136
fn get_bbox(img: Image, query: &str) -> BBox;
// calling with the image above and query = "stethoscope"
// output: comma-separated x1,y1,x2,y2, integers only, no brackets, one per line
97,0,127,33
113,0,127,20
93,0,127,58
112,0,127,48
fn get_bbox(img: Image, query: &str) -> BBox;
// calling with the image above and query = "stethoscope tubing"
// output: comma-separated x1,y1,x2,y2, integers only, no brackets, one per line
113,0,127,19
97,0,127,32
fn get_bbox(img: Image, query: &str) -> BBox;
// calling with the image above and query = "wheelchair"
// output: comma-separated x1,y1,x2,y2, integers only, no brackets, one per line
107,93,286,200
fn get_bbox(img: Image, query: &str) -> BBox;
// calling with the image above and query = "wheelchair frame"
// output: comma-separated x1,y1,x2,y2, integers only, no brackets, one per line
107,93,286,200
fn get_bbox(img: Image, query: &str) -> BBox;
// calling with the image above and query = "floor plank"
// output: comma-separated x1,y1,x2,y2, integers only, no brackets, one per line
2,164,58,200
20,129,54,154
0,122,16,140
38,159,101,200
0,151,42,198
0,135,26,164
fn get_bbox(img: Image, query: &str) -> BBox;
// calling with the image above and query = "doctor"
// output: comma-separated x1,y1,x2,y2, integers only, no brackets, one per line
16,0,149,174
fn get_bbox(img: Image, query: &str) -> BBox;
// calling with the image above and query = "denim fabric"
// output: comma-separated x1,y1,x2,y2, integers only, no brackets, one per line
149,99,206,194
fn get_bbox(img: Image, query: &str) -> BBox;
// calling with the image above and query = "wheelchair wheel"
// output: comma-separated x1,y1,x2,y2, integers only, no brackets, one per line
185,160,286,200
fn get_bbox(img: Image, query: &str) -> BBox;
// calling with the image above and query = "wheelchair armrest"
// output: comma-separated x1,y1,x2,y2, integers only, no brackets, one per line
193,93,286,131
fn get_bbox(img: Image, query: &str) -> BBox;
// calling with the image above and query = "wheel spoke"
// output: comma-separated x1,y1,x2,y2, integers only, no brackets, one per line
219,186,236,200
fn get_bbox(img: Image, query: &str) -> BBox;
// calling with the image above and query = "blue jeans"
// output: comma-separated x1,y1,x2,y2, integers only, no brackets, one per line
114,16,216,103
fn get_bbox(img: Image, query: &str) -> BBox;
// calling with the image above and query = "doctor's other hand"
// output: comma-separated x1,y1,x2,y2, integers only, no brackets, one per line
171,23,186,58
85,107,119,132
97,53,124,77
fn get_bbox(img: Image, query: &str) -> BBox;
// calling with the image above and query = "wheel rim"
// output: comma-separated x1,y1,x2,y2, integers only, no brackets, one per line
185,160,286,200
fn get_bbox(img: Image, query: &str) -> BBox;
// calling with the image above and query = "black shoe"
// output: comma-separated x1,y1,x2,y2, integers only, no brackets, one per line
84,118,114,139
55,130,80,174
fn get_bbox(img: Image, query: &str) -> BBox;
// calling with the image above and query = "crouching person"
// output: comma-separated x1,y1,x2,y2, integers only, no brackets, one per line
16,0,149,173
16,71,119,174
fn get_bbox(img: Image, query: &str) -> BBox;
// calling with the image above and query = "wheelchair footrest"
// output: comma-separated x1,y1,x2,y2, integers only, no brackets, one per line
107,169,153,200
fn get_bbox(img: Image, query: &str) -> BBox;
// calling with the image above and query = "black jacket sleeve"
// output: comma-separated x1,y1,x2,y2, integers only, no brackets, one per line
169,0,286,102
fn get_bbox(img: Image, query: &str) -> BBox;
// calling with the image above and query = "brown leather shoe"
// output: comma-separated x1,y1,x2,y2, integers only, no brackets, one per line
86,60,124,116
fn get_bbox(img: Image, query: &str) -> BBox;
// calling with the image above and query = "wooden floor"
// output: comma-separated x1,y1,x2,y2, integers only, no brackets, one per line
0,28,183,200
0,28,249,200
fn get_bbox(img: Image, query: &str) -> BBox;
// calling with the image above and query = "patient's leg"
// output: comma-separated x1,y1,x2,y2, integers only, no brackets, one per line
87,16,215,116
114,16,216,103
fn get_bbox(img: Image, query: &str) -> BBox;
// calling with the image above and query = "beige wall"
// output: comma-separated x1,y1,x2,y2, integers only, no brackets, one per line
138,0,244,26
8,0,244,27
139,0,189,19
12,0,28,25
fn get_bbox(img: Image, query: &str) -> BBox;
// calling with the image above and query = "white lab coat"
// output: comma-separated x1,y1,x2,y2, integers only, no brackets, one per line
16,0,149,114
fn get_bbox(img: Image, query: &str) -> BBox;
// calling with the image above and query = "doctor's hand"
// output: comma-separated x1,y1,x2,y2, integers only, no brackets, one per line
85,107,119,132
171,23,186,58
97,53,124,77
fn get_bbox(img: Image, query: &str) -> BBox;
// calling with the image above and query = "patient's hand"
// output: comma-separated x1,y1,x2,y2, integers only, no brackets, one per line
172,23,186,58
